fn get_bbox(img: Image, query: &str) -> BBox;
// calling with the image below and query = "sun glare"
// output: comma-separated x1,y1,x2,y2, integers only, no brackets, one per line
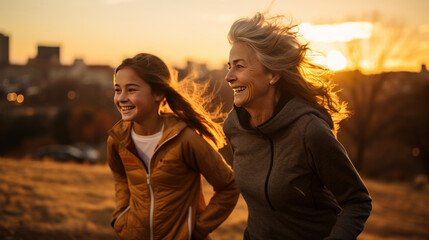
300,22,373,42
326,50,347,71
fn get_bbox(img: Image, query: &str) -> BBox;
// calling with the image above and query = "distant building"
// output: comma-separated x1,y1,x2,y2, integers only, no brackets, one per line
28,45,61,66
37,46,60,63
421,64,428,74
1,42,114,99
0,33,9,65
49,58,114,88
174,60,210,82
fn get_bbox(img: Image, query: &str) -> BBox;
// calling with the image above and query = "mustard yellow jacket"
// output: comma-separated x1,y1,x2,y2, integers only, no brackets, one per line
107,115,239,240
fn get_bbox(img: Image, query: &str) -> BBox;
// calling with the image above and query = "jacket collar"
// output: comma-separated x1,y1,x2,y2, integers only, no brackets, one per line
235,94,293,130
225,97,334,136
108,114,188,148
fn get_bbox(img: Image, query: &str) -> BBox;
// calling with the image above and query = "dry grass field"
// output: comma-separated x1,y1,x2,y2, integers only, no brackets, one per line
0,158,428,240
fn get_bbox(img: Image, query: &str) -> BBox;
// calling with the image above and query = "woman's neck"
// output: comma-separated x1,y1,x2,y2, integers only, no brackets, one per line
247,109,274,128
246,92,280,128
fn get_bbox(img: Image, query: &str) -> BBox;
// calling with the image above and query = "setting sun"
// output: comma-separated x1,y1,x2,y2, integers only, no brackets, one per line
326,50,347,71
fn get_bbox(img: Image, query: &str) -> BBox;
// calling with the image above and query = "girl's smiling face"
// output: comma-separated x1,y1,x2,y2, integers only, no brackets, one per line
114,67,163,124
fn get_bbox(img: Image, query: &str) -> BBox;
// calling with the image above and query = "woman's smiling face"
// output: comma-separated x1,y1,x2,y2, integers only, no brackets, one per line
225,42,275,109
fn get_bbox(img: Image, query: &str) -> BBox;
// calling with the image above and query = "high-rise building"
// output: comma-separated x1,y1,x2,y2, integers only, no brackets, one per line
0,33,9,65
36,45,60,65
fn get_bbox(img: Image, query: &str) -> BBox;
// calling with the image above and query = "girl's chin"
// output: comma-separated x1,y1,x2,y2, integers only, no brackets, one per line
121,114,135,121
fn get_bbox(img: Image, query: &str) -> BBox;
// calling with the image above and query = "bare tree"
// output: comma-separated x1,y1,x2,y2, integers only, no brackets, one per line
336,14,420,171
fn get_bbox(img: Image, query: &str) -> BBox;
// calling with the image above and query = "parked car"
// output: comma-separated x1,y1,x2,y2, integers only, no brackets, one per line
73,142,101,164
32,144,100,164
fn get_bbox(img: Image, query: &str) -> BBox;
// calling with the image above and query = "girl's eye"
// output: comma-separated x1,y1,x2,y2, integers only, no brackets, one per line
114,88,120,93
128,88,136,92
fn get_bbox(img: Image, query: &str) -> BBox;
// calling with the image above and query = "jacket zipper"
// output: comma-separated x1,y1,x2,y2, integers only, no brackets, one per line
147,174,154,240
188,206,192,240
256,129,275,211
147,134,179,240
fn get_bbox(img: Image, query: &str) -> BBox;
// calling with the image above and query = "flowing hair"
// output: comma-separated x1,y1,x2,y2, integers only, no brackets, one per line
228,13,350,131
114,53,226,150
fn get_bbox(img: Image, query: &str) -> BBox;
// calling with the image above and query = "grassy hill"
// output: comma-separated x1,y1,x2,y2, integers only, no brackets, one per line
0,158,428,240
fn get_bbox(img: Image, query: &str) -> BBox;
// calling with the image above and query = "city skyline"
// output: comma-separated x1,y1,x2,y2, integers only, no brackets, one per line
1,0,428,72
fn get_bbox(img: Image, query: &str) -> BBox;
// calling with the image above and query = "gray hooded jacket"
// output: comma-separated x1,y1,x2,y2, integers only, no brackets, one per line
223,97,372,240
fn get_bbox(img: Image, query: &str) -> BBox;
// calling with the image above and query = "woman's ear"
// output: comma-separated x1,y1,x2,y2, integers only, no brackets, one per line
269,74,280,85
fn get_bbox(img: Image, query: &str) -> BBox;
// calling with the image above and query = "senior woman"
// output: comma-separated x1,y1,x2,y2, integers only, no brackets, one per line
223,13,372,240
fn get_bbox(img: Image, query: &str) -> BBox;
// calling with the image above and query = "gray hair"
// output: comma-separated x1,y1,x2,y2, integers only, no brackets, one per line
228,12,350,130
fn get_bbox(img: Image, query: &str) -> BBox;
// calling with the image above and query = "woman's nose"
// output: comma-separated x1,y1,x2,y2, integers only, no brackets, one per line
225,69,235,83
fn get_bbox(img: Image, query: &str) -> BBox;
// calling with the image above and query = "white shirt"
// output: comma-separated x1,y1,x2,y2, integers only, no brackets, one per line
131,124,164,169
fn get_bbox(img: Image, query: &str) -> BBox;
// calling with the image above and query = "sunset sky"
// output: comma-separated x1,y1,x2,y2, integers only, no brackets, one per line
0,0,428,72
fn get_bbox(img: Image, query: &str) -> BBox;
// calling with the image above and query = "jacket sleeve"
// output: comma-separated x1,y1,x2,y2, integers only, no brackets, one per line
305,118,372,240
182,130,240,240
107,136,131,227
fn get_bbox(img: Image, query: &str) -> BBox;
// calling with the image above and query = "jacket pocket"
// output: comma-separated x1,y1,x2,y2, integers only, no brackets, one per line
114,206,130,233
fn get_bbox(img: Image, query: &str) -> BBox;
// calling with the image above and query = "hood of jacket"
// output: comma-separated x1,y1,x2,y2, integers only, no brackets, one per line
224,97,333,135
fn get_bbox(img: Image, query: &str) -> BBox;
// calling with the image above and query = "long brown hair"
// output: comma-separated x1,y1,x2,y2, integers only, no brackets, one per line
114,53,225,150
228,13,350,130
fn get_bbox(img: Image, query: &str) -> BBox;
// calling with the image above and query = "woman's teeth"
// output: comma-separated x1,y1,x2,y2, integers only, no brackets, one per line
233,87,246,93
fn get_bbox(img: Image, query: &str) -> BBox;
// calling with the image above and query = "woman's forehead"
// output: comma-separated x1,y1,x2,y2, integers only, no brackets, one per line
229,42,256,62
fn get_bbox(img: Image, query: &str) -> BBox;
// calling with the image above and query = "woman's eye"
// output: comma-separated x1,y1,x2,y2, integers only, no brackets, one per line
237,65,244,69
227,65,231,70
114,89,120,93
128,88,136,92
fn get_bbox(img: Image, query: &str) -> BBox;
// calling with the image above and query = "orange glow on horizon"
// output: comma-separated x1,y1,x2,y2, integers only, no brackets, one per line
1,0,427,73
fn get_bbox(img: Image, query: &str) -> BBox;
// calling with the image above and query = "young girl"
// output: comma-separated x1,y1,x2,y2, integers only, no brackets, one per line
107,53,239,240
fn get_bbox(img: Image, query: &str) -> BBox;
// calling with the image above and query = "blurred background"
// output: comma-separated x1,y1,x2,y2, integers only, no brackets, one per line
0,0,428,239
